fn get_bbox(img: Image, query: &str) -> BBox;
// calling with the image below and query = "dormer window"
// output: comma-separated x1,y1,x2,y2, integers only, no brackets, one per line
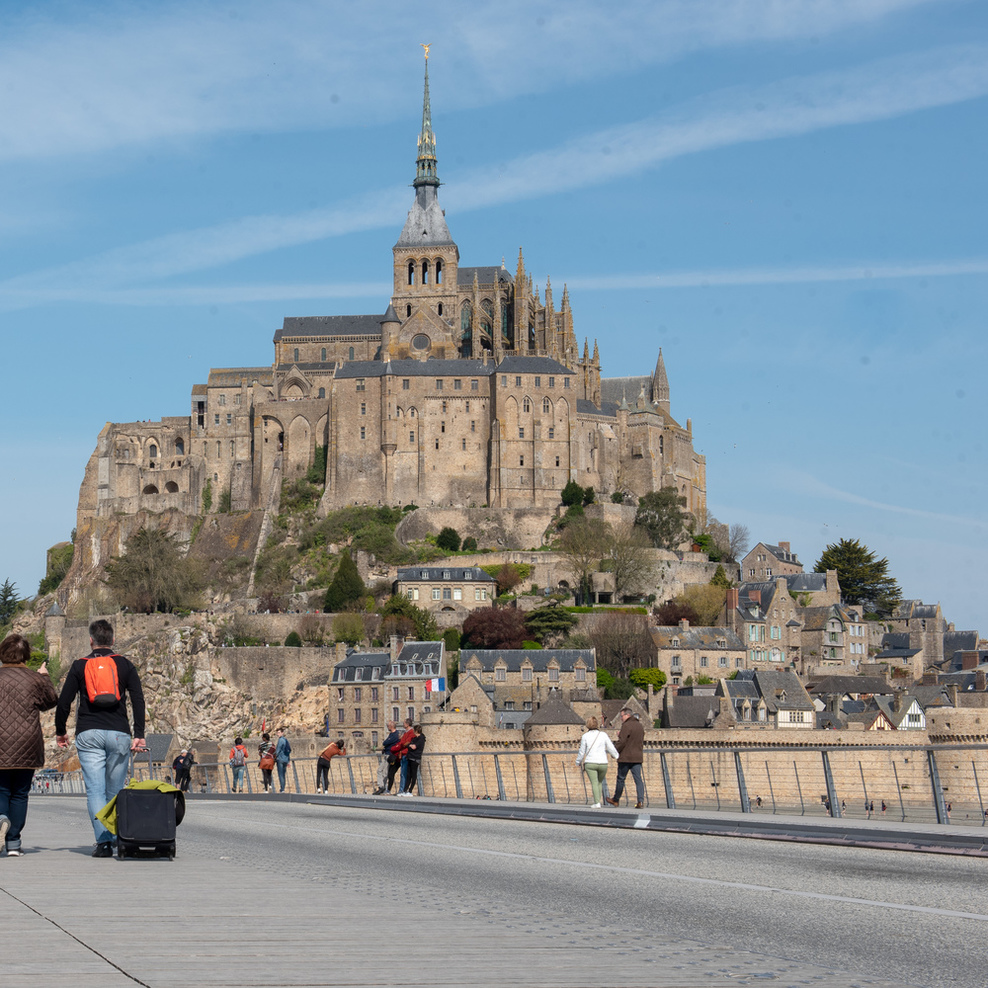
671,637,680,648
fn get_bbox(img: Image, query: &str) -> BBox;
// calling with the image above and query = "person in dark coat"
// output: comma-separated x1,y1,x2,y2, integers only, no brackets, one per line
0,634,58,856
606,707,646,809
399,725,426,796
374,720,401,795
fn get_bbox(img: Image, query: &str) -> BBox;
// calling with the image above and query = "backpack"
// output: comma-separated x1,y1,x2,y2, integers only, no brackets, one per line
282,738,291,756
84,654,122,708
231,746,246,767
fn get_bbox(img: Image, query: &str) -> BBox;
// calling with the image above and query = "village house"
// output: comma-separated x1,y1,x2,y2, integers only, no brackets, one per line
394,565,497,615
649,620,746,686
741,541,803,582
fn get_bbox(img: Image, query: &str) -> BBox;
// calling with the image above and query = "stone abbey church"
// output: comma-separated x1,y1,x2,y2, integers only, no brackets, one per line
82,59,706,529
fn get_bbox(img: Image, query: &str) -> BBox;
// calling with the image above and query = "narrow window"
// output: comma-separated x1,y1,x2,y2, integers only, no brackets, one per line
470,421,475,432
534,377,541,387
515,376,522,387
435,439,439,450
441,421,446,433
523,397,531,413
564,378,570,389
555,456,560,467
454,379,462,390
407,260,415,285
349,347,354,361
436,259,443,283
321,347,327,361
409,432,415,443
406,304,412,317
548,377,554,388
461,439,466,450
519,455,524,466
360,427,366,439
356,379,365,392
471,379,478,391
149,444,158,459
438,303,443,316
226,414,232,425
219,395,226,406
318,387,325,398
360,402,366,415
518,427,524,439
214,414,220,425
293,348,299,362
543,397,551,414
422,260,429,284
435,379,443,391
548,427,554,439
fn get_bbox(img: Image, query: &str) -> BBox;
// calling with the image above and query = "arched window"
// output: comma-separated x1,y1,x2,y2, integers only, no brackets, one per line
421,260,429,285
348,347,354,361
522,397,531,413
321,347,327,361
435,258,443,284
175,438,184,455
407,260,415,285
149,444,158,459
318,387,325,399
406,304,412,317
293,347,299,362
165,481,179,493
543,397,551,414
461,302,472,334
142,484,159,495
437,303,443,316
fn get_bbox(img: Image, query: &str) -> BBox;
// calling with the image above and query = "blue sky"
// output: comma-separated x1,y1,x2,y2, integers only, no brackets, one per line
2,0,985,632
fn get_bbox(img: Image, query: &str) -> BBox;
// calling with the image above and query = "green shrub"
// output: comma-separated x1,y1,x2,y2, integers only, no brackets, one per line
436,527,461,552
285,631,303,647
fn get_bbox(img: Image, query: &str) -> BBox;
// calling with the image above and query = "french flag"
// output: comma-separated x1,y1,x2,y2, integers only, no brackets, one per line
426,677,446,692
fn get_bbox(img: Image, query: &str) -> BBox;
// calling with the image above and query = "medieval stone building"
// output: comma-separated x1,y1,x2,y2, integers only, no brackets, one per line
77,57,706,537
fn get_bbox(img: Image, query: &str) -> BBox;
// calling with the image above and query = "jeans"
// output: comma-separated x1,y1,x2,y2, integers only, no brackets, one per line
276,761,288,792
404,760,420,793
76,729,131,844
377,754,388,789
231,765,245,791
612,762,644,803
399,756,408,792
316,757,331,791
0,768,35,850
583,762,608,805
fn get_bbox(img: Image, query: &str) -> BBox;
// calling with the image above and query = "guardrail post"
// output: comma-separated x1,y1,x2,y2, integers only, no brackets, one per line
659,752,676,809
927,749,948,824
291,761,302,794
346,758,357,794
734,751,751,813
493,754,506,802
451,755,464,799
973,760,985,826
821,750,841,817
541,753,556,804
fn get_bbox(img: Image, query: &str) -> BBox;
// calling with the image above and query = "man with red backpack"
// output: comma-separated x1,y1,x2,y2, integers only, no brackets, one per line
55,619,146,857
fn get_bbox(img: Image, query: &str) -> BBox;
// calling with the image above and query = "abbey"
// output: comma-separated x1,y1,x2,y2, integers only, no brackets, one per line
82,58,706,527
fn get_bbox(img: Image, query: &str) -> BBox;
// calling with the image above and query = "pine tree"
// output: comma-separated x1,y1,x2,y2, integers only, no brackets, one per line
0,579,19,625
323,552,366,612
814,538,902,613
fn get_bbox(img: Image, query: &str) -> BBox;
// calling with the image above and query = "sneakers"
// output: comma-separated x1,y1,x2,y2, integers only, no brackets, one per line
92,842,114,858
5,847,22,857
0,815,9,846
398,790,414,797
316,787,323,794
591,802,602,808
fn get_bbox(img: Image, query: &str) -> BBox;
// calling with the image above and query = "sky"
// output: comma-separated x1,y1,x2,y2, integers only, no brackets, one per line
1,0,985,632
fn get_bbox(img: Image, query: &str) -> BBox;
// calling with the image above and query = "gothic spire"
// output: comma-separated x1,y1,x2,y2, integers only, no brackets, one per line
414,48,439,189
652,348,670,412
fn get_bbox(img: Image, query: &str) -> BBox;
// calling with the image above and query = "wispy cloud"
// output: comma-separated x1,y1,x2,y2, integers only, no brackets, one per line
1,41,984,309
0,0,939,161
567,258,988,291
777,468,988,530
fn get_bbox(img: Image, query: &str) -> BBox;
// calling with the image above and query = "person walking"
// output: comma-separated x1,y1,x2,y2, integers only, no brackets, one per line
399,725,426,796
315,738,346,793
373,720,400,794
55,619,146,857
606,707,646,809
275,728,292,793
258,733,276,793
0,634,58,856
172,749,194,792
576,716,618,808
229,736,249,792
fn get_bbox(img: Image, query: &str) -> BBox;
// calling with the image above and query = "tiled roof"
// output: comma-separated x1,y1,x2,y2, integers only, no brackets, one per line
650,626,744,649
461,649,595,672
397,567,496,583
276,314,385,340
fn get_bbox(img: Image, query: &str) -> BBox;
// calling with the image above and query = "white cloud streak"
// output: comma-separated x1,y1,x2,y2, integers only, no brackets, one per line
0,0,941,161
0,41,985,308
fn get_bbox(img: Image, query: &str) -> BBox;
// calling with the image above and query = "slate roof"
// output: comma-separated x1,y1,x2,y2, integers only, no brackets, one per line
524,691,585,726
276,314,386,340
461,649,595,672
805,676,893,697
944,631,979,654
911,685,954,708
496,356,572,375
397,566,496,583
666,695,720,728
800,605,846,632
650,626,745,650
335,358,491,380
331,650,390,682
576,398,619,417
457,265,513,286
784,573,830,593
207,368,273,386
395,185,455,248
396,641,444,668
750,670,815,713
600,375,650,406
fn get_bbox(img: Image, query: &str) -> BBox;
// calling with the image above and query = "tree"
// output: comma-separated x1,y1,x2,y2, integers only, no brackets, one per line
104,527,203,613
558,517,611,605
691,532,721,561
332,612,365,645
710,565,733,589
323,552,365,612
728,523,751,563
461,607,528,649
814,538,902,613
436,526,461,552
561,480,585,507
635,488,688,550
0,579,19,626
587,612,654,678
494,563,523,596
524,605,579,646
461,536,478,552
606,522,655,600
379,594,439,640
629,667,667,691
582,486,595,506
654,599,700,626
284,631,303,647
676,584,727,626
596,667,634,700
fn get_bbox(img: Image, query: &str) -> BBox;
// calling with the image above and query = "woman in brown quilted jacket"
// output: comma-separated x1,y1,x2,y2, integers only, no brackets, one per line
0,634,58,856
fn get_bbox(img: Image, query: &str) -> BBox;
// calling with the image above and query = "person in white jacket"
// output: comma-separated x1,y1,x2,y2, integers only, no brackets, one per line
575,716,619,807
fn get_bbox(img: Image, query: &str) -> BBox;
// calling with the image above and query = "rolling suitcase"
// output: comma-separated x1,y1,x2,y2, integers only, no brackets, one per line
115,786,181,859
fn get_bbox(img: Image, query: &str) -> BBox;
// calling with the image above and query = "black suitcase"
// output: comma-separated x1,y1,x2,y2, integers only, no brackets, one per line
115,787,178,859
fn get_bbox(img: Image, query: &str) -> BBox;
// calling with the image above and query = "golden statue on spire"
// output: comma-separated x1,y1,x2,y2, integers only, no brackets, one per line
421,43,431,60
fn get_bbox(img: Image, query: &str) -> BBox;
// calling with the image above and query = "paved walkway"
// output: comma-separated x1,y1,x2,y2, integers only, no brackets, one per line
2,795,981,987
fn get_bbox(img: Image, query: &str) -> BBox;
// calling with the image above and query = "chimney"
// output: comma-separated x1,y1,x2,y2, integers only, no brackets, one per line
726,587,739,611
948,684,959,707
779,541,790,554
335,641,346,664
749,590,761,605
390,635,404,661
976,669,986,691
679,618,690,630
962,651,979,670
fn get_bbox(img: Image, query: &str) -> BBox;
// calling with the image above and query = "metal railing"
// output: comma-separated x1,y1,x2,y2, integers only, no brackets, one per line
115,741,988,826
